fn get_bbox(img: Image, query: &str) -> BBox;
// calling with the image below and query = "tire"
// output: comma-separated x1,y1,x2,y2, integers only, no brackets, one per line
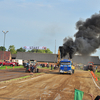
70,73,72,75
59,68,61,74
10,64,13,67
72,70,74,74
70,71,72,75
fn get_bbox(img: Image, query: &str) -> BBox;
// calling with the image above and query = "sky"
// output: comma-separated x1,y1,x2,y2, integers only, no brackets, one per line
0,0,100,57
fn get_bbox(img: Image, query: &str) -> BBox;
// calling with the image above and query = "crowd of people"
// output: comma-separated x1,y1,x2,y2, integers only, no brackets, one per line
39,63,57,70
23,60,58,73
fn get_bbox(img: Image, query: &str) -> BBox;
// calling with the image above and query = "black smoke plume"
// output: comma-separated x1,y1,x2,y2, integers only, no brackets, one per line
60,12,100,59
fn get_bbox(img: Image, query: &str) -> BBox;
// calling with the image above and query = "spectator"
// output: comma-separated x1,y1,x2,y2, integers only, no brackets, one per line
47,64,49,68
30,64,35,73
23,60,25,67
54,65,55,69
51,64,53,70
25,61,30,72
34,63,38,72
96,66,97,70
25,61,29,68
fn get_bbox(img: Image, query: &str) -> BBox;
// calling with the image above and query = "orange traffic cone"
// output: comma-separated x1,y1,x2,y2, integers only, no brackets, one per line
91,71,93,74
6,66,7,69
96,77,98,81
13,66,14,69
92,73,94,77
93,73,96,78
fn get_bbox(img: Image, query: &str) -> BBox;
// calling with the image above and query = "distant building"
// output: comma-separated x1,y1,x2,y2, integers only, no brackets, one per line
15,52,57,66
11,52,100,69
0,51,11,62
63,55,100,65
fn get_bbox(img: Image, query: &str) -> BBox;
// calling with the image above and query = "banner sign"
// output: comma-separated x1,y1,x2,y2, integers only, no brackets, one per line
23,46,47,50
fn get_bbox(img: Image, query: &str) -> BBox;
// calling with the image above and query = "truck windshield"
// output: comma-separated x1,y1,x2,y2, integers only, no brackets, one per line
89,63,93,65
60,62,70,65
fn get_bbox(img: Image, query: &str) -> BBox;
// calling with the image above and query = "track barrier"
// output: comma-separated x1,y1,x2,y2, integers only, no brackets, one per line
90,71,100,89
96,77,98,81
91,71,97,81
94,75,95,79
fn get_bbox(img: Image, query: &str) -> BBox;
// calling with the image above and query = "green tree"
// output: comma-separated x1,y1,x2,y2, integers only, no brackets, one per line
37,49,45,53
27,48,53,54
8,45,16,54
27,49,37,53
17,47,26,52
0,46,6,51
31,49,37,53
45,48,53,54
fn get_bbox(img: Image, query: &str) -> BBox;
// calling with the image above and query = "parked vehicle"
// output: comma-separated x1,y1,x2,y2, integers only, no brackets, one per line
0,61,15,66
12,59,23,66
12,62,20,66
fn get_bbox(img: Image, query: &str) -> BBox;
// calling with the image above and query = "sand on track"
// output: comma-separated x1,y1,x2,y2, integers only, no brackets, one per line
0,70,100,100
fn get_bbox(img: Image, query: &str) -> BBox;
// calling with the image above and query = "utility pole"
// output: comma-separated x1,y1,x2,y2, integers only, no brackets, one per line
2,31,9,66
55,39,56,54
54,40,56,69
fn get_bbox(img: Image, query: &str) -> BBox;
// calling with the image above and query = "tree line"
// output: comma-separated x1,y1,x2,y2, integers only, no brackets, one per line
0,45,53,54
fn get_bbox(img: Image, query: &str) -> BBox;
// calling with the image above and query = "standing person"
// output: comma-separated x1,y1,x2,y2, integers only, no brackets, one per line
54,65,55,69
47,63,49,68
96,66,97,70
25,61,30,72
51,64,53,70
30,64,35,73
34,63,38,72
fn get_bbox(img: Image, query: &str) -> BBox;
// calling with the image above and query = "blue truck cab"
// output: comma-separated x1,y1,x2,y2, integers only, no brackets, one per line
59,59,74,74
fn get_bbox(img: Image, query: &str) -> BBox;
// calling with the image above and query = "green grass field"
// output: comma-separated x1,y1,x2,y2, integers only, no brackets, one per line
0,65,54,70
95,71,100,81
0,65,24,70
11,73,43,80
0,65,54,83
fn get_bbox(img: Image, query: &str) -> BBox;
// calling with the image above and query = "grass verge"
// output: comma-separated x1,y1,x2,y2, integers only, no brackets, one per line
0,73,44,83
95,71,100,81
0,66,54,70
0,65,24,70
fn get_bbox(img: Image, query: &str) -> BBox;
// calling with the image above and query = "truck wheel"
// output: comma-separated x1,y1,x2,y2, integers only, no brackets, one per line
70,71,72,75
70,73,72,75
15,64,17,66
72,70,74,74
10,64,13,67
59,68,61,74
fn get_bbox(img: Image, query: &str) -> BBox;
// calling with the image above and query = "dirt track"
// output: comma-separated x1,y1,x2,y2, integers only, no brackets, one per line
0,68,49,82
0,69,100,100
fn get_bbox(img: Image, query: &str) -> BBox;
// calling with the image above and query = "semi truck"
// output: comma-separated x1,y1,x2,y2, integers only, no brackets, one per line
59,59,75,74
57,46,75,74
